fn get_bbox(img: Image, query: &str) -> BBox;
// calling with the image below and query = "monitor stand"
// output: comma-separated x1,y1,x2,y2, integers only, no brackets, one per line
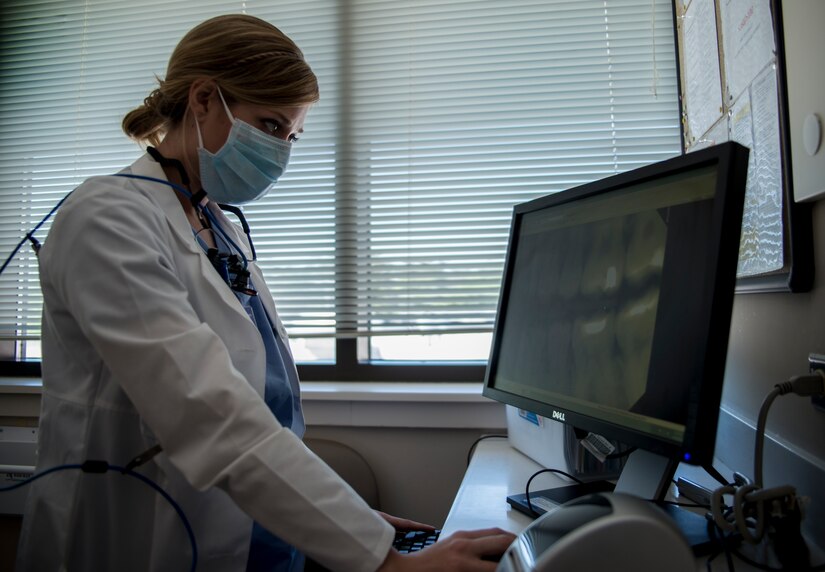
613,448,678,500
615,449,720,556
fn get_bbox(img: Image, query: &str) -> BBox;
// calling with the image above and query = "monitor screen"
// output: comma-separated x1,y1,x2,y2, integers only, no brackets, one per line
483,142,749,473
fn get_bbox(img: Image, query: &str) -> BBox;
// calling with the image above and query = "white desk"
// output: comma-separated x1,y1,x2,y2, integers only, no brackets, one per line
442,439,766,571
441,438,542,538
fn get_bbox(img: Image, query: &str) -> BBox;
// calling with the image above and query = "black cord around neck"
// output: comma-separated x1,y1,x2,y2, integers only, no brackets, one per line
146,146,189,186
146,146,207,206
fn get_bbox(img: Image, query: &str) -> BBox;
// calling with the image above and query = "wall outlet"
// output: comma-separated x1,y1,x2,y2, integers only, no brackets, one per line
810,353,825,413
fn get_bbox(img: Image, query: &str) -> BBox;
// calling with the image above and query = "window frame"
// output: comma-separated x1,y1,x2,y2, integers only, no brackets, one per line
297,339,487,382
0,346,488,381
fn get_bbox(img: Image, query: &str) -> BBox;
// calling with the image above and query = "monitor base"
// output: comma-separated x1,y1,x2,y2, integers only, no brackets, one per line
506,480,615,517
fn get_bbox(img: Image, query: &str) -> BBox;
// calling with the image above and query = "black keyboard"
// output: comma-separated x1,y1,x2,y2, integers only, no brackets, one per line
393,529,441,553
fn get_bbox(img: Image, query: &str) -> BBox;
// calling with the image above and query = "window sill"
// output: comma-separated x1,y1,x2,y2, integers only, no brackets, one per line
301,381,505,429
0,378,506,430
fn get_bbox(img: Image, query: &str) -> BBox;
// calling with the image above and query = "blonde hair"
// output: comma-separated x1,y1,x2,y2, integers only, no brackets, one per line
122,14,319,146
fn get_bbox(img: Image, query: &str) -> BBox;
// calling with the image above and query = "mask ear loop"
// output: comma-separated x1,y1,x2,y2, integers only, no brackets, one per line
194,110,207,152
194,84,237,188
192,85,234,208
193,83,235,154
215,86,235,121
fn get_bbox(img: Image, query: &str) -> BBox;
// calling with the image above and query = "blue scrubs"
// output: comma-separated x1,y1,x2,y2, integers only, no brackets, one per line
196,230,305,572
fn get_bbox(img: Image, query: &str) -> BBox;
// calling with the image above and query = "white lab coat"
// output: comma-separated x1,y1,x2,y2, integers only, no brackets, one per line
15,153,395,572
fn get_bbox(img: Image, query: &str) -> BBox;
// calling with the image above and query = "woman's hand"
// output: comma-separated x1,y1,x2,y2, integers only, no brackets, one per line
377,528,516,572
376,510,437,533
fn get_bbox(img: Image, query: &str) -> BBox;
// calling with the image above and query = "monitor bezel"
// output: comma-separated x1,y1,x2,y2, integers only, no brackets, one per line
482,142,750,466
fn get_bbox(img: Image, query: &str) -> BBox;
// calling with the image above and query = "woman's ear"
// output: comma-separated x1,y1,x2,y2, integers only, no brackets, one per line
188,79,217,121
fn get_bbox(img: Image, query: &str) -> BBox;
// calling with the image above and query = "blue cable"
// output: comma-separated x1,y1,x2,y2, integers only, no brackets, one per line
0,193,72,276
0,462,83,492
0,173,252,278
113,173,251,269
1,461,198,572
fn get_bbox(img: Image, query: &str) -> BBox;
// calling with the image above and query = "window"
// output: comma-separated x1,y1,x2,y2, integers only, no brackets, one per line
0,0,681,381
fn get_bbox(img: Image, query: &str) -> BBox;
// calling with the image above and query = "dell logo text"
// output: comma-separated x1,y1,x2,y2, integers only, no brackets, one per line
551,410,565,422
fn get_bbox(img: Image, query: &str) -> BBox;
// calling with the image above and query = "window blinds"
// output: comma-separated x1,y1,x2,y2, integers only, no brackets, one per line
0,0,680,350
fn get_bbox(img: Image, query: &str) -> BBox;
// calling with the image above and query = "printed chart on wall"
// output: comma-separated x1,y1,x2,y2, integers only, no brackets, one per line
675,0,810,291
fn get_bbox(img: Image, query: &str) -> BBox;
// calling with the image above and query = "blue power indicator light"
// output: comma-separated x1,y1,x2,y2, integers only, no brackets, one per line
683,452,692,461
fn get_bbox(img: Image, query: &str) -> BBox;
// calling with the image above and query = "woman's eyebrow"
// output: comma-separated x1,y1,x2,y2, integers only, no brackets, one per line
263,112,306,135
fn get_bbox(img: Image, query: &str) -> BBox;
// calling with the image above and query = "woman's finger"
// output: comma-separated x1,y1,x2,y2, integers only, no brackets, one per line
442,527,513,540
376,510,437,532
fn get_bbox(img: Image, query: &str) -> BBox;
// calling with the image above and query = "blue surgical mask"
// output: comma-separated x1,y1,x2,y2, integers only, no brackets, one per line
196,87,292,205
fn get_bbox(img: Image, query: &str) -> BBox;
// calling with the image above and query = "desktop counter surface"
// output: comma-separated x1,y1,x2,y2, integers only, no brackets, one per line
442,439,763,571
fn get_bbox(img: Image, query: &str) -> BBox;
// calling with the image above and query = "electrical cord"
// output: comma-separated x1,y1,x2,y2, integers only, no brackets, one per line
465,434,508,466
1,459,197,572
0,173,254,280
113,174,252,269
0,193,72,275
754,372,824,488
524,468,584,516
708,370,825,570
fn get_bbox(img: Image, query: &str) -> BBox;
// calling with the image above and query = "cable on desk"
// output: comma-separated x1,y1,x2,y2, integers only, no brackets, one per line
524,467,583,517
466,434,508,466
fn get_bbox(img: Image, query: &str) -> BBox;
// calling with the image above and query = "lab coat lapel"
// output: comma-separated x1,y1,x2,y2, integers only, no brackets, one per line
126,155,246,315
124,154,201,257
124,154,267,396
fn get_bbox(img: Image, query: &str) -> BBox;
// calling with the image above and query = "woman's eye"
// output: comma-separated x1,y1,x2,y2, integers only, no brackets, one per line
289,134,301,143
262,120,279,134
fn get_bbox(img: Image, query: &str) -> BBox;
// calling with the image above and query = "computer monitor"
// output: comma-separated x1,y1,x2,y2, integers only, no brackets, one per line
482,141,750,502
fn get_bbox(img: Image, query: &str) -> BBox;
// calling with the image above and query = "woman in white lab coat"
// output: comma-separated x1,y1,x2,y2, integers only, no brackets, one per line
15,14,513,572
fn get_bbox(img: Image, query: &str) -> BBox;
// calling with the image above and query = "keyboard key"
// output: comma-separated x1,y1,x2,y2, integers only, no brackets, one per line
392,529,441,553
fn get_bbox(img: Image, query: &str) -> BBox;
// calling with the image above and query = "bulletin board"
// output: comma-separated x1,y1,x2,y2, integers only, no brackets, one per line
674,0,812,292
